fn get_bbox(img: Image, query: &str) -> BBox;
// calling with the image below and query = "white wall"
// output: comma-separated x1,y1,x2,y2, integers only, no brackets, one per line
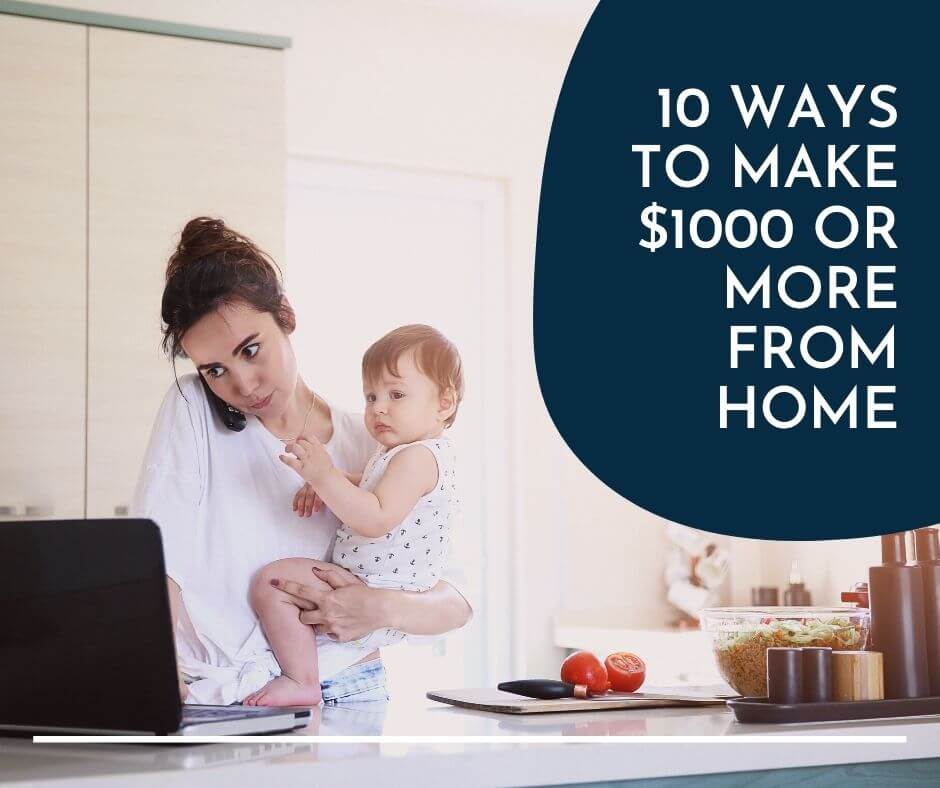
760,537,881,606
560,456,678,627
25,0,897,681
32,0,597,676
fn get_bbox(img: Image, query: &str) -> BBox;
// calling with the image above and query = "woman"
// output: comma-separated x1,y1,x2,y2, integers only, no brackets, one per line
131,217,472,705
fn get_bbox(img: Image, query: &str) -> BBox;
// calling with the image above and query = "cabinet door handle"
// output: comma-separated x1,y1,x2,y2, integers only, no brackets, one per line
0,505,19,517
114,505,129,516
24,505,54,518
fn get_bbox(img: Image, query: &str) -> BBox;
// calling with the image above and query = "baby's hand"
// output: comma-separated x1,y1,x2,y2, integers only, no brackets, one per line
293,482,324,518
281,436,334,483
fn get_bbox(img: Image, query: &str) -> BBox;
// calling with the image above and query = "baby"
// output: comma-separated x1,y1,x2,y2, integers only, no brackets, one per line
243,324,463,706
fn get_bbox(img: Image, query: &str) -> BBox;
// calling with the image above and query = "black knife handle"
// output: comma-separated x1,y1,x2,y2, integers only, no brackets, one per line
498,679,586,700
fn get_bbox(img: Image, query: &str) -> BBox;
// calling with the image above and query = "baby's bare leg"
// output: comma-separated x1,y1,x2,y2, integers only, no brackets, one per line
245,558,332,706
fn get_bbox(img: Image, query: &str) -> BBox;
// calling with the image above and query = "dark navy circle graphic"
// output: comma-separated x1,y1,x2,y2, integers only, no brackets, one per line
534,1,938,539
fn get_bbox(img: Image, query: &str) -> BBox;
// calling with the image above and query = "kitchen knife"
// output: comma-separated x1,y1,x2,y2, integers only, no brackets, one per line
497,679,732,703
497,679,589,699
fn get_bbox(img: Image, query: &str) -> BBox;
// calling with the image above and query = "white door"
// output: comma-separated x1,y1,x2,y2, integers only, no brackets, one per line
287,158,511,698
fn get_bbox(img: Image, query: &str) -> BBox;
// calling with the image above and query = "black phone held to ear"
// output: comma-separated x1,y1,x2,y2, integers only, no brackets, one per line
199,374,247,432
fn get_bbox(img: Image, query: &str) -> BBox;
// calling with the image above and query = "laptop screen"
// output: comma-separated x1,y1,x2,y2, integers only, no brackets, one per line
0,519,182,734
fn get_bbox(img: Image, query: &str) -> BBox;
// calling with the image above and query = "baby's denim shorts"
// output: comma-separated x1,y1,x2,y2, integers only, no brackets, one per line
320,658,389,705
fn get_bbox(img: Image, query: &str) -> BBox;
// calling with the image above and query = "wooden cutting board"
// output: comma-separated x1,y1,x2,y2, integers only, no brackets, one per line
427,687,729,714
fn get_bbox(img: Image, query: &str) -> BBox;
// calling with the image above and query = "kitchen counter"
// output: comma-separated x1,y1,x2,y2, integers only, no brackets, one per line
2,695,939,786
553,609,720,685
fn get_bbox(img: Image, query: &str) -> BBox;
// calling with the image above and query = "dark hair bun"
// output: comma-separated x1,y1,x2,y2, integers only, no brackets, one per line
179,216,229,248
161,216,292,358
167,217,251,282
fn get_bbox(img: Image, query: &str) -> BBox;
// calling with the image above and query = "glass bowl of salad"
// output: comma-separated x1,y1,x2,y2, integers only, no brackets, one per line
700,607,870,697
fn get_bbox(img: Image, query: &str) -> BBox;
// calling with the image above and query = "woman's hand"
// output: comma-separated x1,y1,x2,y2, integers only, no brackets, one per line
272,560,388,642
281,436,334,484
272,560,472,638
177,658,189,702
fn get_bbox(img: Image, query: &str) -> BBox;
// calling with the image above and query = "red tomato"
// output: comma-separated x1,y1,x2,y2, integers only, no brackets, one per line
560,650,608,695
605,652,646,692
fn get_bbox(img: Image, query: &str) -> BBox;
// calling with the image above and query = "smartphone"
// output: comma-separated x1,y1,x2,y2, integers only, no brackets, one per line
198,373,247,432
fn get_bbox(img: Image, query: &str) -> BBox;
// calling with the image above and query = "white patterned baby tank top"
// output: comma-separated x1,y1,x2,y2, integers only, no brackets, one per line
332,436,458,591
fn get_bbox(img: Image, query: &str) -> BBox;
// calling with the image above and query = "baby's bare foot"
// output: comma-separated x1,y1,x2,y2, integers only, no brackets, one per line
244,675,321,707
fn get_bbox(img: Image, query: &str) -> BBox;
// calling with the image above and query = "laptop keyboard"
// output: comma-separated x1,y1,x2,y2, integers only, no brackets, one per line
182,705,298,722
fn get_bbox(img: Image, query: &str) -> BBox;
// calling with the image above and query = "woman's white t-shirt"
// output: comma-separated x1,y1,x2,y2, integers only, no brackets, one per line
130,373,468,704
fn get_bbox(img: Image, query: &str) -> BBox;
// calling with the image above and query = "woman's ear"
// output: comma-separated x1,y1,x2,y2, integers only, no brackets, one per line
438,387,458,423
279,295,297,334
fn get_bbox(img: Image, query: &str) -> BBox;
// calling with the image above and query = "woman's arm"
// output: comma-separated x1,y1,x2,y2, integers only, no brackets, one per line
166,577,184,631
166,577,189,701
273,561,472,641
375,577,472,635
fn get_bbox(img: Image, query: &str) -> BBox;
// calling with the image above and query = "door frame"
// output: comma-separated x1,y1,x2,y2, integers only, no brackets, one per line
286,154,514,686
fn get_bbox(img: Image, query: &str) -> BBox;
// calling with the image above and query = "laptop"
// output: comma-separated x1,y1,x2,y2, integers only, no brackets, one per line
0,518,311,736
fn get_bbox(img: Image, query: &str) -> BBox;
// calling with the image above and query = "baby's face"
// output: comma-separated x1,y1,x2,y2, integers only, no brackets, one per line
363,350,446,448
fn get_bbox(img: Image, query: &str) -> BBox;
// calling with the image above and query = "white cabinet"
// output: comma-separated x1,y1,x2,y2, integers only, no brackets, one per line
0,12,285,520
86,28,284,517
0,15,86,520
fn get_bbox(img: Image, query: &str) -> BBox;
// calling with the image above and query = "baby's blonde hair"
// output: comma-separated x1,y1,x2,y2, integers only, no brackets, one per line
362,324,464,427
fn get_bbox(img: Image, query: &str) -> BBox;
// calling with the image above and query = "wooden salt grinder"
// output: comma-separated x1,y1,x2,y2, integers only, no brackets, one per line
832,651,884,701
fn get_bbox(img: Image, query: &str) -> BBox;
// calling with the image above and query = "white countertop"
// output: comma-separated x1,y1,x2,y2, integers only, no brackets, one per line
2,695,939,786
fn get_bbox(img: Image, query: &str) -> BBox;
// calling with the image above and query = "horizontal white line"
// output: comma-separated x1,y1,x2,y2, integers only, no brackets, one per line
34,735,909,745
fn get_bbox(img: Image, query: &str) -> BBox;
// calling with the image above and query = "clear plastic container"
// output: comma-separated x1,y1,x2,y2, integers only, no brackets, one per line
700,607,871,697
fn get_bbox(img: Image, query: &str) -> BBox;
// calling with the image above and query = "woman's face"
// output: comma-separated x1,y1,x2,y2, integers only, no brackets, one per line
180,300,298,419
